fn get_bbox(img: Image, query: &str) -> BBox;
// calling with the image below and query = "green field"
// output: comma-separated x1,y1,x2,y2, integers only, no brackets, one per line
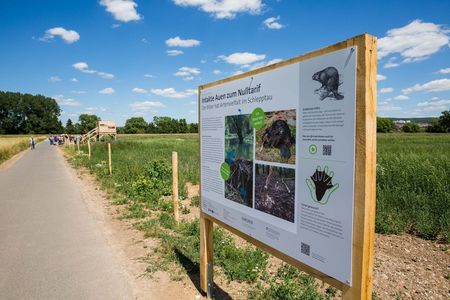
66,133,449,298
376,133,450,242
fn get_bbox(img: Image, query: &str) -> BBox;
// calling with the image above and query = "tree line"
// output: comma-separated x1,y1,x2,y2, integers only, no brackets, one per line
0,91,62,134
121,116,198,134
377,111,450,133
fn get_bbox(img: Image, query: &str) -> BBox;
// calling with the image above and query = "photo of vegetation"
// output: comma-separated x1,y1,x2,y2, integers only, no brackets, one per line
224,114,254,207
255,110,296,165
255,164,295,222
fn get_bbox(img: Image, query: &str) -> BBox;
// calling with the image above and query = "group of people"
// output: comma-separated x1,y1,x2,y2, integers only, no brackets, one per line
29,134,83,150
48,134,82,146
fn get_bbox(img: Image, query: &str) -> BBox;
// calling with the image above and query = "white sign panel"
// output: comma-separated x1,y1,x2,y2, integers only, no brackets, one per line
200,47,357,285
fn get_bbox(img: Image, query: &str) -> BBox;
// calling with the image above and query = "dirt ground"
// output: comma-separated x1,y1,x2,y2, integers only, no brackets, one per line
61,150,449,299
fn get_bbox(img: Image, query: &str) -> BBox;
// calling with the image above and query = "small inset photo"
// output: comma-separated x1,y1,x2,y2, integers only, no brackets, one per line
224,114,254,208
224,159,253,208
255,110,296,164
255,164,295,222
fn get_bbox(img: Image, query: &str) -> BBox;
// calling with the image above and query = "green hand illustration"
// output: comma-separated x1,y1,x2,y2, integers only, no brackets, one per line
305,166,339,205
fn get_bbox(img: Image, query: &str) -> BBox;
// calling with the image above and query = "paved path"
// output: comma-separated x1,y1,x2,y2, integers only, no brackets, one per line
0,143,133,299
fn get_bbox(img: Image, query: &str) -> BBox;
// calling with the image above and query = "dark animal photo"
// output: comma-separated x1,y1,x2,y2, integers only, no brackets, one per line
312,66,344,100
224,114,254,207
255,164,295,222
255,110,296,164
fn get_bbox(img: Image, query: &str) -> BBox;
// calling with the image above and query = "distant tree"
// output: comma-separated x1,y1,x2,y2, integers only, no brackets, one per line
438,110,450,132
178,118,188,133
78,114,100,134
65,119,75,134
426,119,445,133
377,118,394,133
402,122,420,133
188,123,198,133
124,117,148,134
0,91,62,134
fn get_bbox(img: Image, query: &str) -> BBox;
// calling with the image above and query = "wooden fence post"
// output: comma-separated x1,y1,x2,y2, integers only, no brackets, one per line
108,143,112,175
77,140,80,153
88,140,91,159
172,151,179,223
200,214,214,298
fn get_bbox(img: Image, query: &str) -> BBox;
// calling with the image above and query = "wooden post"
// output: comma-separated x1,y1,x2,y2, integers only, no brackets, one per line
77,140,80,153
108,143,112,175
341,34,377,300
200,214,213,298
172,151,180,223
88,140,91,159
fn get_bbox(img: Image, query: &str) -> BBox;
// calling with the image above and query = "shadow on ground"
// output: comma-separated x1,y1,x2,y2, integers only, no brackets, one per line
174,249,232,300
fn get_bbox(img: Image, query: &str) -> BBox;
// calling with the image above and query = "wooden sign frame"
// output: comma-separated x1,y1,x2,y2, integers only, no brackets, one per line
198,33,377,299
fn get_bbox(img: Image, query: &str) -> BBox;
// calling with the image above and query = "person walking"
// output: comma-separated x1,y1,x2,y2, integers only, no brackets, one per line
30,136,36,150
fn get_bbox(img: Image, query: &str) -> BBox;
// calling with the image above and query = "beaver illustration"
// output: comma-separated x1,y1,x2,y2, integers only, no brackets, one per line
312,67,344,100
261,120,294,160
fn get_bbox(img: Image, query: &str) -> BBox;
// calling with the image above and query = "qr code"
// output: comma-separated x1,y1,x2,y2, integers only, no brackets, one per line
323,145,332,156
301,242,310,256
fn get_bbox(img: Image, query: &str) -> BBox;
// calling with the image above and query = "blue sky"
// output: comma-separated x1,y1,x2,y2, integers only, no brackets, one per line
1,0,449,126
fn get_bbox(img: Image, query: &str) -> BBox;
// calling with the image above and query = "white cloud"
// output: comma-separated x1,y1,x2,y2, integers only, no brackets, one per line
189,101,196,105
246,58,283,70
416,99,450,111
232,70,244,76
184,76,194,81
402,78,450,94
72,62,114,79
380,87,394,94
141,38,150,44
377,74,387,81
200,59,207,64
97,71,114,79
111,23,121,29
130,101,166,111
53,95,81,106
144,74,154,78
167,50,184,56
266,58,283,65
213,69,222,75
437,67,450,74
71,77,78,82
165,36,200,47
394,95,409,101
86,107,107,112
174,66,201,77
378,20,450,64
151,88,197,98
173,0,263,19
263,16,285,29
219,52,266,65
378,102,402,112
383,61,400,68
49,76,61,82
40,27,80,44
71,90,86,94
99,0,142,22
132,87,147,94
99,87,115,94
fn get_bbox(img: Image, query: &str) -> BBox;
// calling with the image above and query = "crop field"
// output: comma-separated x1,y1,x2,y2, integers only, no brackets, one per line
0,135,44,165
67,132,449,298
376,133,450,242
